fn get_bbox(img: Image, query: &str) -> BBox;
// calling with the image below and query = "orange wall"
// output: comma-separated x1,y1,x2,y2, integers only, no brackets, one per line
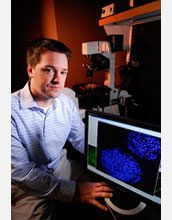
40,0,58,39
53,0,108,88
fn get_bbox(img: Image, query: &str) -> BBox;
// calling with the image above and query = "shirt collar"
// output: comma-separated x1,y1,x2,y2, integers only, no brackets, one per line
20,82,59,110
20,82,38,109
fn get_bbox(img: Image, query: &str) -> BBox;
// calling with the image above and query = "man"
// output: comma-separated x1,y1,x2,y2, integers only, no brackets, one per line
11,38,114,219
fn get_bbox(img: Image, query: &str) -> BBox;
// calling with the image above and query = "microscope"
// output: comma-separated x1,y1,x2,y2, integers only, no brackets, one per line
78,40,131,115
82,41,118,103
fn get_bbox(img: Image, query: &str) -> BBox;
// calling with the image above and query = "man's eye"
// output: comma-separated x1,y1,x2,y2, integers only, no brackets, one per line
42,68,54,73
61,71,67,75
46,68,54,73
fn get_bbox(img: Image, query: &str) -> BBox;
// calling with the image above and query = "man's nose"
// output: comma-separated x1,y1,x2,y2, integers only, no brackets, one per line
52,72,60,83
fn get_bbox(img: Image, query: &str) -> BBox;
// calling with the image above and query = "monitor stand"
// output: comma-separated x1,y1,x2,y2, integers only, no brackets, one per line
104,188,146,215
105,198,146,215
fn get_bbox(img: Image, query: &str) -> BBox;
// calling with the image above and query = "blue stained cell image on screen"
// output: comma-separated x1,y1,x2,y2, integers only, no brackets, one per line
101,148,142,184
127,132,161,160
97,121,161,194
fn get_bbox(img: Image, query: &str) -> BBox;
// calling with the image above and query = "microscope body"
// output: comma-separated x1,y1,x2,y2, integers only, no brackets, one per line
82,41,118,102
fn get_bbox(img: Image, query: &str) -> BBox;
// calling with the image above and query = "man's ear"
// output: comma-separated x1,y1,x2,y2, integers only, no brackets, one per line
27,64,34,79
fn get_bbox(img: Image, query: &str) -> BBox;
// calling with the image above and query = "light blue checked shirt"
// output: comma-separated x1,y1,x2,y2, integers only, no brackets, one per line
11,82,85,202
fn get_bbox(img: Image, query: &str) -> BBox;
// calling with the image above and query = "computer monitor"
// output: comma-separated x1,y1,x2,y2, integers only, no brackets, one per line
85,110,161,206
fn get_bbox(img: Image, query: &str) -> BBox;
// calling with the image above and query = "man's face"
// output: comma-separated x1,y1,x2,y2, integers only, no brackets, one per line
28,50,68,103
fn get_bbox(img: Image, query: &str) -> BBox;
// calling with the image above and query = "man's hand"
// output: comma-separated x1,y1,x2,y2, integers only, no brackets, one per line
74,182,114,211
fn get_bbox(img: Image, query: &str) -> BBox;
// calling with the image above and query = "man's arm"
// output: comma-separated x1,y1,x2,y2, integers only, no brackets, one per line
66,97,85,154
11,117,76,202
65,103,114,211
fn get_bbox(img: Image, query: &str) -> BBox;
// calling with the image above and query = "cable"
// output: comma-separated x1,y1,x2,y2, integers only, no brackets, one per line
105,199,118,220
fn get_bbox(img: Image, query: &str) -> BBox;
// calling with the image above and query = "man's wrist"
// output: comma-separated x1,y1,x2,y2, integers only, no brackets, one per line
53,179,76,202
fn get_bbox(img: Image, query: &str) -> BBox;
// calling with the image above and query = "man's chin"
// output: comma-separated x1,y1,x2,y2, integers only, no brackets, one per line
48,91,61,98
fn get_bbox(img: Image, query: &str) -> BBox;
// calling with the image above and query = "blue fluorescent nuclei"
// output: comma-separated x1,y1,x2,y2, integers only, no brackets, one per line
101,148,142,184
127,132,161,160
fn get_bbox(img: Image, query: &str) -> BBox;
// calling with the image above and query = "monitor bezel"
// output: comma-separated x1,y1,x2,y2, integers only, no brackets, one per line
84,109,161,205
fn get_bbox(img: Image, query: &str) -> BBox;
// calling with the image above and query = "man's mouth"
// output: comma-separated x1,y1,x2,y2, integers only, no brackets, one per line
49,85,61,89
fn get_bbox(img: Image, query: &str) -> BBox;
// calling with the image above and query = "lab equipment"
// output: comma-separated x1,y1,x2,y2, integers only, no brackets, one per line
85,109,161,214
81,41,131,114
73,82,111,109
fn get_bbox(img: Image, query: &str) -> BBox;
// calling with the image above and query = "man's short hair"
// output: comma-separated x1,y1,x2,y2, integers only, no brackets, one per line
27,38,72,67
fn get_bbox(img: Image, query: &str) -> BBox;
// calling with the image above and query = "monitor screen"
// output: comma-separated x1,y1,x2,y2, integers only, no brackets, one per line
85,110,161,205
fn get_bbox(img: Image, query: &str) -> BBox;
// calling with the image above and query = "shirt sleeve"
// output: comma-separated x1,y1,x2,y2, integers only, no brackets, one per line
67,102,85,154
11,116,76,202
